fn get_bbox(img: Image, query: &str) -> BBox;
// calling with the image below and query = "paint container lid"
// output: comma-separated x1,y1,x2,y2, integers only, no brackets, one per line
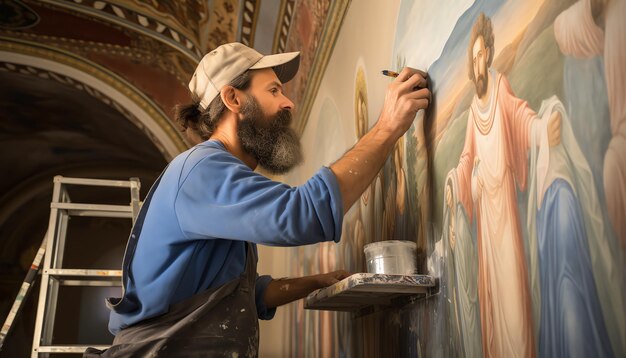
363,240,418,275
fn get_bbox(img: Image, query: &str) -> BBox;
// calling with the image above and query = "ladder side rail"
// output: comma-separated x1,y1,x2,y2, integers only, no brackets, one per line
53,178,71,270
40,210,69,350
0,233,47,350
51,209,70,270
32,177,63,357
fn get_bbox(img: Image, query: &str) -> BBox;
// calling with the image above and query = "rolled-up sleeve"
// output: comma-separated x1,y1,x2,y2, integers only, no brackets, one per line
254,275,276,320
174,151,343,246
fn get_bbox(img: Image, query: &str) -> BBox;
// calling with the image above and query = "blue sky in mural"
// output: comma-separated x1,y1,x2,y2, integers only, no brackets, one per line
392,0,512,109
428,0,505,89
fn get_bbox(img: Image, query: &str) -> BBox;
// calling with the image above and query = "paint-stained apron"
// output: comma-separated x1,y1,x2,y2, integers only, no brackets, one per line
84,240,260,357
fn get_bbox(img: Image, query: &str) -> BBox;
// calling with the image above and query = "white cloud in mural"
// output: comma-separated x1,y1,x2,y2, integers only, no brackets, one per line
392,0,473,70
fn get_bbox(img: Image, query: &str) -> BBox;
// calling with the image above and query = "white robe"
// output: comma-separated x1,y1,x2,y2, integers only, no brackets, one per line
454,69,536,358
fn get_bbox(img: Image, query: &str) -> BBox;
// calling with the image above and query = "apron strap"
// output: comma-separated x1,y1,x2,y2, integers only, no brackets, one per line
106,165,168,312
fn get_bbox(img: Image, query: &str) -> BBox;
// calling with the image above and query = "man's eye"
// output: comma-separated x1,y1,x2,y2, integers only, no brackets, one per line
270,88,279,95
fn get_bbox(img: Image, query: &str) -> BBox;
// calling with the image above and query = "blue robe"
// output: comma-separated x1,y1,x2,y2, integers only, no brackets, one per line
537,178,613,358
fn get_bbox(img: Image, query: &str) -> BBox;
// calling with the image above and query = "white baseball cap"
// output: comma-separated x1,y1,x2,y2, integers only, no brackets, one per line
189,42,300,109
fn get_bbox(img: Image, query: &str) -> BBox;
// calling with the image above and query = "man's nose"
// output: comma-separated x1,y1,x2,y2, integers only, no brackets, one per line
281,95,295,111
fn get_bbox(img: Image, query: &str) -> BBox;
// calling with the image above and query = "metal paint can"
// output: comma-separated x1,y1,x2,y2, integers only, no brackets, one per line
363,240,418,275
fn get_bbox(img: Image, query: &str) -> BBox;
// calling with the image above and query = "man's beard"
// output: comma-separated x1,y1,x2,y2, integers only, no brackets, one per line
475,73,488,98
237,95,303,174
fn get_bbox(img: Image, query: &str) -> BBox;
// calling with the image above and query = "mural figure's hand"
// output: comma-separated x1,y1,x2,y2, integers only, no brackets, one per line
445,183,453,209
548,111,562,147
448,212,456,250
379,67,430,138
472,157,483,200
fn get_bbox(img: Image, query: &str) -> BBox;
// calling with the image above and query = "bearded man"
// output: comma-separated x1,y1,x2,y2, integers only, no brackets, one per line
85,42,430,357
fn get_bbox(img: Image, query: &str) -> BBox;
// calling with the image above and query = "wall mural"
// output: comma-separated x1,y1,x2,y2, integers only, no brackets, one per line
418,0,625,356
283,0,625,357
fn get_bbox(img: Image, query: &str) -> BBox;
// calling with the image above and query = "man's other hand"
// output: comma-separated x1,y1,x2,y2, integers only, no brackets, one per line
314,270,352,288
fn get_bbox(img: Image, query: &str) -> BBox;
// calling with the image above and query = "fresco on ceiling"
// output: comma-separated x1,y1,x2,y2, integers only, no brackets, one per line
135,0,207,26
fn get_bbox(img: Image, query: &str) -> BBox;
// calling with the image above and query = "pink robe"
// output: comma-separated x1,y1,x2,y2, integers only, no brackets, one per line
554,0,626,248
456,71,536,358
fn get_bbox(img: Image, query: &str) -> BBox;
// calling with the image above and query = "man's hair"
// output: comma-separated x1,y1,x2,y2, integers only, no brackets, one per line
175,70,252,140
467,12,495,82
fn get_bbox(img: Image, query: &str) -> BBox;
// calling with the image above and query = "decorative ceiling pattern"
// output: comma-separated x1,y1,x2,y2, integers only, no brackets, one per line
0,0,40,29
205,0,239,51
240,0,260,47
38,0,207,60
281,0,351,135
273,0,296,53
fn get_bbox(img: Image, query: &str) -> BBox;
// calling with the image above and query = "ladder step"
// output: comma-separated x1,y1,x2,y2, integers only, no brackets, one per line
45,269,122,286
52,279,121,287
36,345,110,353
51,203,132,212
45,269,122,277
51,203,133,218
55,176,134,188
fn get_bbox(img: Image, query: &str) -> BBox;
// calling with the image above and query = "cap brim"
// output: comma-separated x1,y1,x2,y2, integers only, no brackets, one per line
250,51,300,84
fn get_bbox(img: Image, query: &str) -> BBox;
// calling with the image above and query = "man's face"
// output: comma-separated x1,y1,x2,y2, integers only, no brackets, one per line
237,69,302,174
472,36,489,99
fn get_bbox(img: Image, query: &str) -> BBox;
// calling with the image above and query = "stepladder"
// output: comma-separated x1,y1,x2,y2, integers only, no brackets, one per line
26,176,142,357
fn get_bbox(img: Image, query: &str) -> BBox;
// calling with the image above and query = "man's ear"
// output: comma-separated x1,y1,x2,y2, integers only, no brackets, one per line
220,86,243,113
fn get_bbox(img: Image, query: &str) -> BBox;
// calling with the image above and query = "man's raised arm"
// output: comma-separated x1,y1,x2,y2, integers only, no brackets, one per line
331,67,430,213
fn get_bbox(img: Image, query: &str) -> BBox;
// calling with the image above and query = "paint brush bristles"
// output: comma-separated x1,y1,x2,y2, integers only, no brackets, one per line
381,70,400,78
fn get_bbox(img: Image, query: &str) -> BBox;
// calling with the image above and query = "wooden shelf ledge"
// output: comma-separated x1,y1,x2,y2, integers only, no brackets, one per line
304,273,436,312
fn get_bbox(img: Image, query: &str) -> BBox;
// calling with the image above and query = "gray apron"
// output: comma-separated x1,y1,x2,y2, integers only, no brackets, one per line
85,242,260,357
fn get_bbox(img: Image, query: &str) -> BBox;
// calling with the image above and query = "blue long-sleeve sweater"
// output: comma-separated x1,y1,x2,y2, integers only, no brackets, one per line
107,140,343,334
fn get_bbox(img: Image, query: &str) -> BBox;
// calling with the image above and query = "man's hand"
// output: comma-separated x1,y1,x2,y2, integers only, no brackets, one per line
330,67,430,213
548,111,561,147
263,271,353,308
379,68,431,137
312,270,352,288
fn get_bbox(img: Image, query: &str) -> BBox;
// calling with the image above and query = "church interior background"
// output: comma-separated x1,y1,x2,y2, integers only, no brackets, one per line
1,0,623,357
